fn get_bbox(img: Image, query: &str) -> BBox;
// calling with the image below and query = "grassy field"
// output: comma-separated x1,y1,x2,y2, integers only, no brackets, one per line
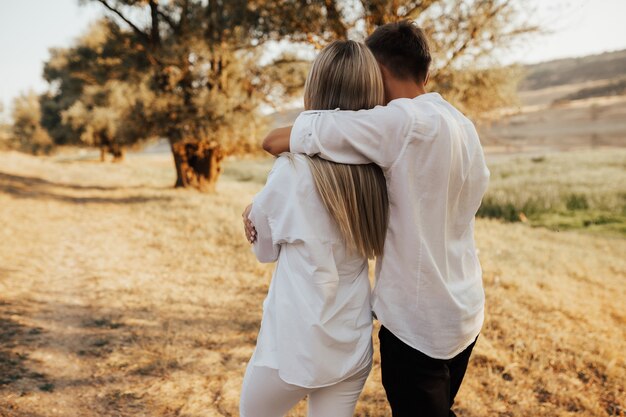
0,150,624,417
480,149,626,236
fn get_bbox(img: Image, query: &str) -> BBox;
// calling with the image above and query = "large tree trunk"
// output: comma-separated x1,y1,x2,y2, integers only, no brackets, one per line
171,140,223,192
100,136,125,163
110,143,125,162
99,145,125,162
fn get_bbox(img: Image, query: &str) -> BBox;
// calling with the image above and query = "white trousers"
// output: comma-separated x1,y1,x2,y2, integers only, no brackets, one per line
239,363,371,417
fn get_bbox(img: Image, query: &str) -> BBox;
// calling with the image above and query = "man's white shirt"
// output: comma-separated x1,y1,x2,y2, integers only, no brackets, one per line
290,92,490,359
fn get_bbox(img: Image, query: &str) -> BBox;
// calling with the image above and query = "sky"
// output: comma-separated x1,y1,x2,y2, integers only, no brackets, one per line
1,0,626,117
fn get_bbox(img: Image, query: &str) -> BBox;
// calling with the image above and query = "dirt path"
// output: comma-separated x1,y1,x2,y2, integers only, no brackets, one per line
0,155,151,415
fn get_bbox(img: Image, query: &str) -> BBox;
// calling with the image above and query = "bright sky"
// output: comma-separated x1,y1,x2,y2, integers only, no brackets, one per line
1,0,626,117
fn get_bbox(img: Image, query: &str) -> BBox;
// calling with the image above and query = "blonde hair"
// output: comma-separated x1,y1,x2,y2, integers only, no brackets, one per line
303,40,389,259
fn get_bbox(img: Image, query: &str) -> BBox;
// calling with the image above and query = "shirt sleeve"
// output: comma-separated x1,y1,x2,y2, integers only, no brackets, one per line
289,99,416,169
249,203,280,263
248,156,303,262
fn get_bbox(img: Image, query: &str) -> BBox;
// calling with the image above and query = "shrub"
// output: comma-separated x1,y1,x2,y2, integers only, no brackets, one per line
478,198,521,222
566,194,590,211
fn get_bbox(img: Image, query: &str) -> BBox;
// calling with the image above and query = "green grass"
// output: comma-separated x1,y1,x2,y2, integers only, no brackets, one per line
478,149,626,236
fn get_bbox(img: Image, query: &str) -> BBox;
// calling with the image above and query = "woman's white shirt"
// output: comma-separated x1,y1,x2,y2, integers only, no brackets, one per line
248,154,373,388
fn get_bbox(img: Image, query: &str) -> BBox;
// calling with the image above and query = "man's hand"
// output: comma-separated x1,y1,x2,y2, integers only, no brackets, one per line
242,204,257,244
262,126,292,156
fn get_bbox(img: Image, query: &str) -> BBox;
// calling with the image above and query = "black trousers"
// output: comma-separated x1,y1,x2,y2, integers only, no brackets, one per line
379,325,477,417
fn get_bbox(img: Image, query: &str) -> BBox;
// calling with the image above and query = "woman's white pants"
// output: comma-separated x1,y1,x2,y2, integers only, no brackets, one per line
239,363,371,417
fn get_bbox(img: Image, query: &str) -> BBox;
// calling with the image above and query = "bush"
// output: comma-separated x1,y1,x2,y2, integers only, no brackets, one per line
566,194,589,211
478,198,521,222
11,92,53,155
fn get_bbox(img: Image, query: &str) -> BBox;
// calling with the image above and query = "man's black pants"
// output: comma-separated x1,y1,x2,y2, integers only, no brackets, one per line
379,325,477,417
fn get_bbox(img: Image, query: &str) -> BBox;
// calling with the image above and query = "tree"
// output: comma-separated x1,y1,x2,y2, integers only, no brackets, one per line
416,0,535,117
41,19,151,160
0,103,9,150
306,0,536,118
71,0,342,191
11,92,53,155
40,0,533,190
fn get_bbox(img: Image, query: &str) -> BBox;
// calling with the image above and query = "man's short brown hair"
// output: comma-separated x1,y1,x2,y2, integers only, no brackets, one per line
365,20,431,83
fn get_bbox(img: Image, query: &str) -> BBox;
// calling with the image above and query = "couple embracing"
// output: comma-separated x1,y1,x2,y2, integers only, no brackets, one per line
240,21,489,417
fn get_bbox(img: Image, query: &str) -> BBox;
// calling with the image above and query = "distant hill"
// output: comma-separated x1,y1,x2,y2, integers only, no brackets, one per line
520,49,626,91
482,50,626,152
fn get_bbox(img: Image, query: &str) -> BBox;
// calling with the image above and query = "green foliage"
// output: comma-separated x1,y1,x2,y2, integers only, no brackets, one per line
478,199,521,222
10,92,53,154
431,65,523,119
41,19,151,150
565,194,589,211
0,124,11,150
416,0,533,118
478,150,626,236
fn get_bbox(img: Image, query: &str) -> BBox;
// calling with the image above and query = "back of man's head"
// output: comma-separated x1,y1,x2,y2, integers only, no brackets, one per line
365,20,431,84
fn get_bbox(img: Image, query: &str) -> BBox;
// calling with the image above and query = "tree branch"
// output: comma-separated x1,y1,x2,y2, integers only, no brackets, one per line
149,0,161,45
96,0,149,43
403,0,437,20
157,10,178,32
324,0,348,39
443,0,511,68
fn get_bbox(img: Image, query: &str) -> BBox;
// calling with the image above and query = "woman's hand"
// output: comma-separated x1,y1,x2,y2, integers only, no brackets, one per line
242,204,257,243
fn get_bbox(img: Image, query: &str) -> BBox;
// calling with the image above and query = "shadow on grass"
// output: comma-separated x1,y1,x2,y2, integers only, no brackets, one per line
0,300,49,389
0,294,261,416
0,171,171,205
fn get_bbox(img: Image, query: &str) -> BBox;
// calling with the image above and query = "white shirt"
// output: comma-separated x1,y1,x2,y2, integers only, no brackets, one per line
249,154,373,388
290,93,490,359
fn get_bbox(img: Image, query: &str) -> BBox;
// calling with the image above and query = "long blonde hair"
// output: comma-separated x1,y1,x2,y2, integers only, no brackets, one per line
303,40,389,259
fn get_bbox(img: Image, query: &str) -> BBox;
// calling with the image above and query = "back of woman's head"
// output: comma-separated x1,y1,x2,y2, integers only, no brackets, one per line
302,40,389,259
304,40,384,111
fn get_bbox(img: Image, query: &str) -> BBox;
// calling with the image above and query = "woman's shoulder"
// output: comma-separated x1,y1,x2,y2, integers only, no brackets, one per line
270,153,312,180
276,153,309,167
257,154,319,223
261,154,315,198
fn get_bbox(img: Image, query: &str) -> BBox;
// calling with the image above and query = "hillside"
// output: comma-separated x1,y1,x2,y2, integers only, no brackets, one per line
479,50,626,152
0,150,624,416
520,49,626,91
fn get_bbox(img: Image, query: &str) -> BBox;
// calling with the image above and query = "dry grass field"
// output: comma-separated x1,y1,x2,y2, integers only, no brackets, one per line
0,150,625,417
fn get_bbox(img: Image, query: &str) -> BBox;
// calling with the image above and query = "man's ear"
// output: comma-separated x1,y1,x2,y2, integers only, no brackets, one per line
424,71,430,86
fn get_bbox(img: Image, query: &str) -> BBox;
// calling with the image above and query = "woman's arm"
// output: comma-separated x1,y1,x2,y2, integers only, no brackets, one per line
249,203,280,263
243,156,296,262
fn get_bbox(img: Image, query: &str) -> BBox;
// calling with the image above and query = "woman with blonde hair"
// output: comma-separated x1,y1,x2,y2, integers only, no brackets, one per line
239,40,389,417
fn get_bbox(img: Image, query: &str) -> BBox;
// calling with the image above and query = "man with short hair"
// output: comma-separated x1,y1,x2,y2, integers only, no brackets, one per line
249,21,489,417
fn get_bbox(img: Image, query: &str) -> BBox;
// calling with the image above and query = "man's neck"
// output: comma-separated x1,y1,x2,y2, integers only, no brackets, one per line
386,83,426,101
384,77,427,102
379,64,428,102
